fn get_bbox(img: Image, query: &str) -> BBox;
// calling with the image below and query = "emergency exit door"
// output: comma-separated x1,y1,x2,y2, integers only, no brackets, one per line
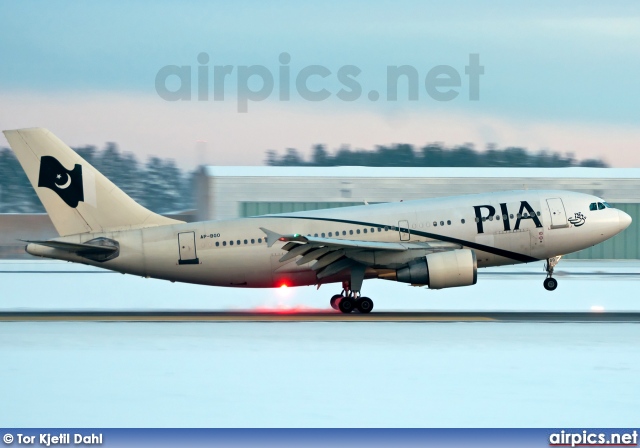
398,220,410,241
546,198,569,229
178,231,199,265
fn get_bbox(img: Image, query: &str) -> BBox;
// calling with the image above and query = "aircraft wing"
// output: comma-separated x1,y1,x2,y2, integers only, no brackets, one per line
260,227,461,280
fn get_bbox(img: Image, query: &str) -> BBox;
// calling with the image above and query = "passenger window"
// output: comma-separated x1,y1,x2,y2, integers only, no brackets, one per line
510,214,514,219
363,229,368,234
251,239,255,244
447,220,451,225
440,221,444,226
342,231,346,235
589,203,597,211
598,202,605,210
495,215,500,220
223,241,226,246
321,233,325,237
461,219,465,224
230,241,233,246
216,242,220,247
244,239,247,244
356,229,361,234
536,211,541,216
258,238,262,243
314,233,318,237
328,232,332,237
349,230,353,235
433,221,437,226
378,228,382,232
371,228,375,232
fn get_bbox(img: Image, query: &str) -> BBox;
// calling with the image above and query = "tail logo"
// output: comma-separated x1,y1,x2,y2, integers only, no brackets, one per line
38,156,84,208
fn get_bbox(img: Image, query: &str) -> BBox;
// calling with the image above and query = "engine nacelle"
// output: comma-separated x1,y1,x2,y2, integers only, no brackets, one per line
396,249,477,289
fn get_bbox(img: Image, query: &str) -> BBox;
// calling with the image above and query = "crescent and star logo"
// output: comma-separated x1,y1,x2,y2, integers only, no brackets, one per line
568,212,586,227
37,155,85,208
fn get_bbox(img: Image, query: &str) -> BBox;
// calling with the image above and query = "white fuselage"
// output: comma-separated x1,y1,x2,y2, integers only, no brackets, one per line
27,190,630,289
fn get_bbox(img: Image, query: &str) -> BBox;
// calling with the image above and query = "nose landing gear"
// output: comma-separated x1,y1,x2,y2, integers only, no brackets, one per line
543,277,558,291
543,256,561,291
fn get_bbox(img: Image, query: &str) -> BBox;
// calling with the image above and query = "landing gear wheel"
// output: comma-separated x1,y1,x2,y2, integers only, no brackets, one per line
357,297,374,313
338,296,355,313
330,294,342,310
543,277,558,291
543,256,561,291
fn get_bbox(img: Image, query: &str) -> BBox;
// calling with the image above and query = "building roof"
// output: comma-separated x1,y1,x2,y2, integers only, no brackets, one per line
202,166,640,179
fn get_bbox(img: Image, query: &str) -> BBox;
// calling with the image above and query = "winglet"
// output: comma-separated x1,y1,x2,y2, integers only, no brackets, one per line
260,228,308,247
259,227,283,247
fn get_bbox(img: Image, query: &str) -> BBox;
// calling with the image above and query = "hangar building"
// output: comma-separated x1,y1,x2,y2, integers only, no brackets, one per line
2,167,639,260
195,166,640,260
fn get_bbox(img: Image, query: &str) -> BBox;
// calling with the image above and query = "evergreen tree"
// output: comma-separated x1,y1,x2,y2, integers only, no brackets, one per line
0,144,193,214
140,157,184,213
311,144,329,166
266,143,608,168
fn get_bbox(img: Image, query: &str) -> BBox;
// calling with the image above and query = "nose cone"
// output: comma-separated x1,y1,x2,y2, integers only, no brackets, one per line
618,210,632,230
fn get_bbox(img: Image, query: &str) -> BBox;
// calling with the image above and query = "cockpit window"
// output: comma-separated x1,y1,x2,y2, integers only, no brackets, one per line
598,202,605,210
602,202,612,208
589,202,597,211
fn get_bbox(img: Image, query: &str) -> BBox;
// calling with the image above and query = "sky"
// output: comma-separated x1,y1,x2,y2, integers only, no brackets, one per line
0,1,639,168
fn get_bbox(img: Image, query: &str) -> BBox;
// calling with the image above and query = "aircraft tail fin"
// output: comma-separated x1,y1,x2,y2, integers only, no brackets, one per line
3,128,183,236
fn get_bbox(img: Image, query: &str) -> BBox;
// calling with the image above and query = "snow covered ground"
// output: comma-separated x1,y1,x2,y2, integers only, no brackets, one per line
0,321,638,427
0,260,639,427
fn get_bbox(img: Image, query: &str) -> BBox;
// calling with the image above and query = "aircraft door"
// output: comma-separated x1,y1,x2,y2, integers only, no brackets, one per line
398,220,410,241
178,231,199,265
546,198,569,229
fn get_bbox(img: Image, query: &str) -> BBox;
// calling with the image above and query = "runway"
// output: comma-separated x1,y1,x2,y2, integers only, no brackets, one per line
2,311,640,322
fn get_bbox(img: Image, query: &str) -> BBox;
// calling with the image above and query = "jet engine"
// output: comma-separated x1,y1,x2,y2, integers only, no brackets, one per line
396,249,477,289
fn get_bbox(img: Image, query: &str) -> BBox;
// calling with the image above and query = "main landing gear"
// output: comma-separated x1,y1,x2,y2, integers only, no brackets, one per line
330,281,374,313
543,256,561,291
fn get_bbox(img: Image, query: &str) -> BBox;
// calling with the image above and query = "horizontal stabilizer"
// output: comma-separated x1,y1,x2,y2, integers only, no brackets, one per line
24,240,116,253
24,237,120,262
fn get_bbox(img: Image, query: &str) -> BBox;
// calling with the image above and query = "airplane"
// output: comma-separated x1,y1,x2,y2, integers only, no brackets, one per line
3,128,632,313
